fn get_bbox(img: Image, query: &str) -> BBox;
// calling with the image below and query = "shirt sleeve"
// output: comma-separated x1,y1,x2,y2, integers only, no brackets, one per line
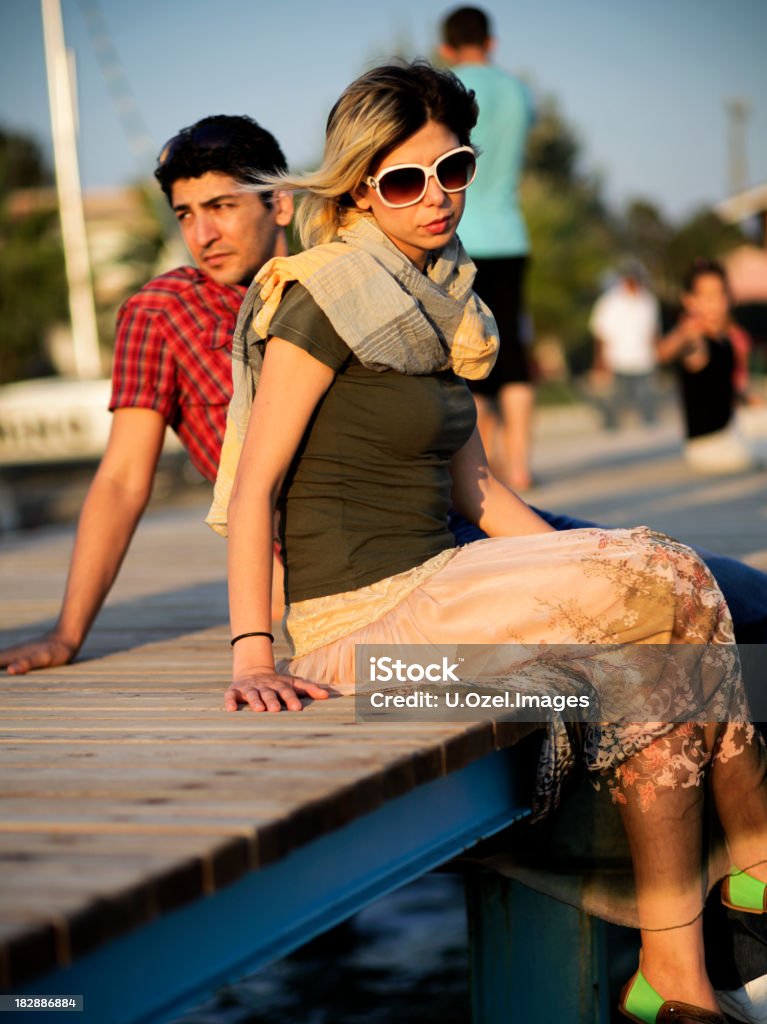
268,283,352,371
109,298,178,421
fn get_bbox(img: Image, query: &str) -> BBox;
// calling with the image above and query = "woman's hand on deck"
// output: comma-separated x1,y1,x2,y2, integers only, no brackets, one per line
225,668,330,713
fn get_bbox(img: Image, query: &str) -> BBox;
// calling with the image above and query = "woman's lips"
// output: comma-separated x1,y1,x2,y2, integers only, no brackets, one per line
423,216,451,235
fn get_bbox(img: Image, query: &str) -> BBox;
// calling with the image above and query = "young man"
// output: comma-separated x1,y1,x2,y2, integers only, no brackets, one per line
1,115,292,674
440,5,537,491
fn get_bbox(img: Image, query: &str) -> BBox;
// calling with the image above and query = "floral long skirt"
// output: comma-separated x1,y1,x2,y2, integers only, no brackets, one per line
282,526,765,928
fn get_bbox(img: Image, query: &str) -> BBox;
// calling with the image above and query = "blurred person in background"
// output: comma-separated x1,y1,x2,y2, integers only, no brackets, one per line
658,257,764,474
589,258,660,431
440,5,537,491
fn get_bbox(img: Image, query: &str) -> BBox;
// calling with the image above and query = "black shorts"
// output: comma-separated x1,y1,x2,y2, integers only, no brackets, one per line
468,255,533,396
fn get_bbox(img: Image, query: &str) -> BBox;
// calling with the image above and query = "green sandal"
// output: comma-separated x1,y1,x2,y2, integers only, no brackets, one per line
618,968,726,1023
721,864,767,914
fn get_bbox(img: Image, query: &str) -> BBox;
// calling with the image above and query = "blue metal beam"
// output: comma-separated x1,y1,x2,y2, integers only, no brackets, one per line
19,747,531,1024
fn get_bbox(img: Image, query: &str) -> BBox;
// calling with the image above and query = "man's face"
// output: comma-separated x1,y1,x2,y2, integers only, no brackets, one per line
170,172,293,286
621,274,641,294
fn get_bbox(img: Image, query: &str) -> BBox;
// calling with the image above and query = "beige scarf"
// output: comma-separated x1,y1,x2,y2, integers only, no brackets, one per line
206,214,498,536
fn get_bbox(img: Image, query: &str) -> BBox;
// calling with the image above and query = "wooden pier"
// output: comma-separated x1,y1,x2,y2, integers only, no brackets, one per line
1,414,765,1023
0,505,546,1022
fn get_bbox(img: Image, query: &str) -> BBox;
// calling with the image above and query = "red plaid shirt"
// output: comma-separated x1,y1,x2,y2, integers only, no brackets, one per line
109,266,245,482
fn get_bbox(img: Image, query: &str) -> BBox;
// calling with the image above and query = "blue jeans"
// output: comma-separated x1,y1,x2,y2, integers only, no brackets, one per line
448,508,767,645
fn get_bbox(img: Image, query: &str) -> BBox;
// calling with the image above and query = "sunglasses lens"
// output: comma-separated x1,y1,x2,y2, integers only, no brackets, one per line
378,166,427,207
437,150,476,191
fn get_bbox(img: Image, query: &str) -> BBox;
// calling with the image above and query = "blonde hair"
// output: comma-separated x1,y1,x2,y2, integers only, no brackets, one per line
250,61,478,250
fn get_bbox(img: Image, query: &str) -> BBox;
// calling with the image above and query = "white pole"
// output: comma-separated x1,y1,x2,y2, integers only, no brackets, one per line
41,0,102,379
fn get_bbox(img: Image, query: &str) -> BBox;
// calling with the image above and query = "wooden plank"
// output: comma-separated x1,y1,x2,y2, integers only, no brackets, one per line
0,760,442,800
0,830,240,856
0,748,442,780
0,735,472,760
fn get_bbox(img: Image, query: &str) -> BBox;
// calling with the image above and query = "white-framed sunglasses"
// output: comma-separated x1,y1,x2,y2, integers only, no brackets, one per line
364,145,477,209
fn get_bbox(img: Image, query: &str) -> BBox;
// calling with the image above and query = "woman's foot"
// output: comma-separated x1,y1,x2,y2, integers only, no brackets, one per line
625,940,722,1019
642,961,720,1014
722,865,767,914
620,966,725,1022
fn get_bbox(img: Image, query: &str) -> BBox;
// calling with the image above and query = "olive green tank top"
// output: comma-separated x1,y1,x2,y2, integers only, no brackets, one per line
269,283,477,602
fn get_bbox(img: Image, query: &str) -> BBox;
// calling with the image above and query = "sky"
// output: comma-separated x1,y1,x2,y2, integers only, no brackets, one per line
1,0,766,222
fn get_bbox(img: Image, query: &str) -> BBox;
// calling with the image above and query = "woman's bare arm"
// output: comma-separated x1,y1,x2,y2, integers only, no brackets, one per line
450,427,554,538
225,337,335,712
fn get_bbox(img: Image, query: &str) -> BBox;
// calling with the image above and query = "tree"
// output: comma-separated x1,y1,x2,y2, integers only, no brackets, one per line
520,95,616,363
614,199,673,294
613,198,745,304
0,128,53,192
522,175,613,363
665,209,745,289
0,128,67,384
524,95,581,187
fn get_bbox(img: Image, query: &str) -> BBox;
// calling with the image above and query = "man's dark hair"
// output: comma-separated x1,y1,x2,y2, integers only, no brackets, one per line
154,115,287,202
442,6,492,48
682,257,729,295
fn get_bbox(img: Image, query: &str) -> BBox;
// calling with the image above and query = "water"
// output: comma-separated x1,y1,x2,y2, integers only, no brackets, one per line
171,874,471,1024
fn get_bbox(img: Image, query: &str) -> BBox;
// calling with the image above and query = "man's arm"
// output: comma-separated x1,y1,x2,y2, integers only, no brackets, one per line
0,408,166,674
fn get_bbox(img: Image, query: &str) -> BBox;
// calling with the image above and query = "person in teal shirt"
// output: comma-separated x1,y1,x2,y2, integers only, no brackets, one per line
440,5,536,491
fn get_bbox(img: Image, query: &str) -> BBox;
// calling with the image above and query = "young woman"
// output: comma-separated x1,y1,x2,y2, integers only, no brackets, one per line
208,62,767,1023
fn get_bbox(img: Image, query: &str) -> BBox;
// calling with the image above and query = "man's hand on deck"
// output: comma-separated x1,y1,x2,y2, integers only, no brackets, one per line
225,669,330,712
0,632,79,675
